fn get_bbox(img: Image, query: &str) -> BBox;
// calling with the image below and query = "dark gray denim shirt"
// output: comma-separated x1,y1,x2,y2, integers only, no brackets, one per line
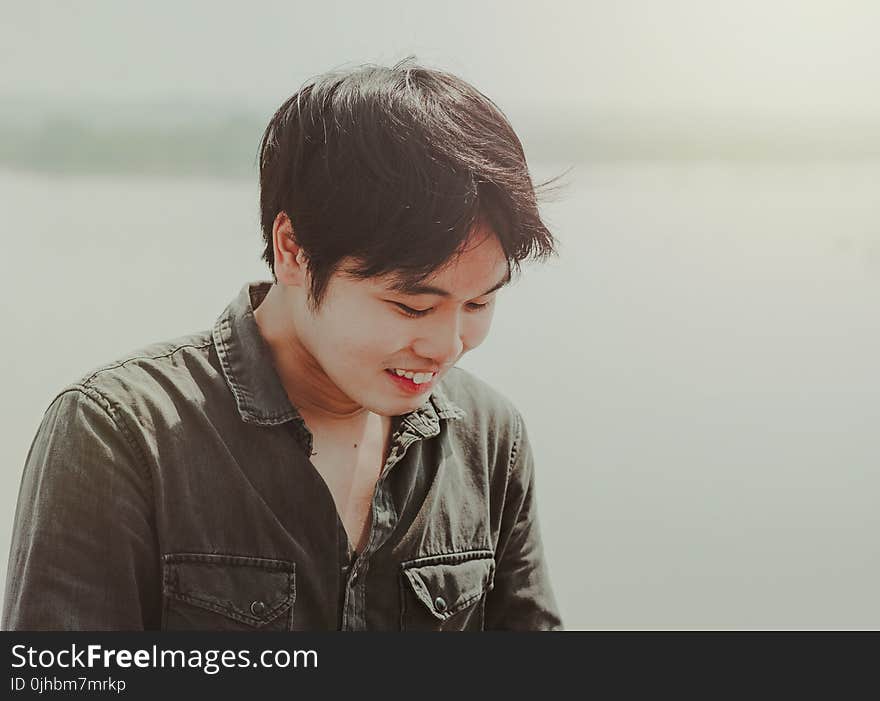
2,282,563,631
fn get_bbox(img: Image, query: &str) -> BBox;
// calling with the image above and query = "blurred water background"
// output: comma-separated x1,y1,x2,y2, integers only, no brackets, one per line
1,1,878,629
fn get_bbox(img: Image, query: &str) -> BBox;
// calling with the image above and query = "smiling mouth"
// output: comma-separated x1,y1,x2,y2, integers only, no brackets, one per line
387,367,437,379
385,368,436,393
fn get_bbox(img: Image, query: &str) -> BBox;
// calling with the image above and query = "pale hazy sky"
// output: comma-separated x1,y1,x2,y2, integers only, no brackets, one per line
3,0,880,121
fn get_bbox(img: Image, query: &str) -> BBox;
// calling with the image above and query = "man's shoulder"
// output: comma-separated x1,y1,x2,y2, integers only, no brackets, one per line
54,330,217,413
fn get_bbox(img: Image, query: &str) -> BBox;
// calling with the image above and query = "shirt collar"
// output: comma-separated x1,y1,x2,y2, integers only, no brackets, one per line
212,281,465,436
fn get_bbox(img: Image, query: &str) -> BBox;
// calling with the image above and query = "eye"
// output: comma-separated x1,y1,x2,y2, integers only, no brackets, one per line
391,299,492,319
394,303,431,318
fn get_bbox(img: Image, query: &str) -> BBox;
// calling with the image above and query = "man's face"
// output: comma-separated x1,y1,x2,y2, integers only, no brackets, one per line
295,228,510,417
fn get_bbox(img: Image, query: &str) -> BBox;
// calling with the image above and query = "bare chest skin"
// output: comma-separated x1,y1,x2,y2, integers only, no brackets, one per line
300,412,393,555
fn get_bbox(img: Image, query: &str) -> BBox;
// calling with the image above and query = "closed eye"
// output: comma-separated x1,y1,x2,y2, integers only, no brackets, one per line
394,303,430,318
393,301,491,319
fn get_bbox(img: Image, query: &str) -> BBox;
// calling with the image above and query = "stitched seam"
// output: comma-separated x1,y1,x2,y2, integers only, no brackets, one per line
214,318,296,423
59,387,154,501
401,570,433,616
215,317,252,412
358,552,369,626
400,573,409,631
445,589,487,616
167,591,291,626
81,341,213,387
400,549,494,568
218,316,287,420
169,589,291,617
162,552,296,570
507,410,524,482
404,567,492,614
288,563,297,631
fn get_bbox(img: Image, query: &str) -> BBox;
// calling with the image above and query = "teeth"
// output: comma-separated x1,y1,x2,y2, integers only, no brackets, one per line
391,369,434,384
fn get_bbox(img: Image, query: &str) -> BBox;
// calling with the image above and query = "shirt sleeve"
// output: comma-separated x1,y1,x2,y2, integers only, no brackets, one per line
2,388,160,630
484,410,564,630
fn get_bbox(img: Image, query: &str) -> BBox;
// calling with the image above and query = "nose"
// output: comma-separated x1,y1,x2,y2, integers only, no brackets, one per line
411,311,465,368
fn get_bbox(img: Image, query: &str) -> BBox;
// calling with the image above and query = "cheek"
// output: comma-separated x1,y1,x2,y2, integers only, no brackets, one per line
462,309,495,348
323,307,408,358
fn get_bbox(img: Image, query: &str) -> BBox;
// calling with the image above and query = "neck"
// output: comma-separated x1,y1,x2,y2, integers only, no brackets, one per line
253,283,368,424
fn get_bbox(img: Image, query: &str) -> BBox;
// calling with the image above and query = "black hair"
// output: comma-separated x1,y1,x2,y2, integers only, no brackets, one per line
258,57,562,311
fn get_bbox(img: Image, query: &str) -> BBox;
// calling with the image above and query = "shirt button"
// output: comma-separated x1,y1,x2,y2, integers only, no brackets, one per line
434,596,447,613
250,600,267,616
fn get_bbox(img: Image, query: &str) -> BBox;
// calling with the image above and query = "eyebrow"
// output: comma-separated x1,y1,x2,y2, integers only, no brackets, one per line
387,268,513,299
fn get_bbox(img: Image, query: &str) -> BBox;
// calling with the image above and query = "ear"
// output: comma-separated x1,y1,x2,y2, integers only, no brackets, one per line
271,211,309,287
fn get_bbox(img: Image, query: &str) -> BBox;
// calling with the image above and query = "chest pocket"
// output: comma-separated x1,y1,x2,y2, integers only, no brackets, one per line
400,550,495,631
162,553,296,631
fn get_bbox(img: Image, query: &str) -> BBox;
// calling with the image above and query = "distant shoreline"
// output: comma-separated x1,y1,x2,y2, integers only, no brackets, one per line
2,100,880,177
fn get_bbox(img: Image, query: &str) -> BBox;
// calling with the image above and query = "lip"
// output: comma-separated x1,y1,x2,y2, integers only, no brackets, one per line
389,367,439,373
385,368,435,394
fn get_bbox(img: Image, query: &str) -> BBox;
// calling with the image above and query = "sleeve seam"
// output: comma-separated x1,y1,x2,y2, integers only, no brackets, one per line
54,386,155,504
506,409,524,482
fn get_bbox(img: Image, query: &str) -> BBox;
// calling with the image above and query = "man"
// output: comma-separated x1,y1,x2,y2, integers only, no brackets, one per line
2,60,563,630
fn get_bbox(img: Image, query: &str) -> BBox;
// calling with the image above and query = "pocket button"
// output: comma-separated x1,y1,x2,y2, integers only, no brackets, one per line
250,600,267,616
434,596,447,613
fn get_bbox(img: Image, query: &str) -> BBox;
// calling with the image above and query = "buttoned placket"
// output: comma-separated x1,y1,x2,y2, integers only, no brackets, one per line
338,410,441,631
283,403,443,631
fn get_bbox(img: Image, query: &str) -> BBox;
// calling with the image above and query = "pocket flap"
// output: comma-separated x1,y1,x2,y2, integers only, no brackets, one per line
402,552,495,621
163,553,295,627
